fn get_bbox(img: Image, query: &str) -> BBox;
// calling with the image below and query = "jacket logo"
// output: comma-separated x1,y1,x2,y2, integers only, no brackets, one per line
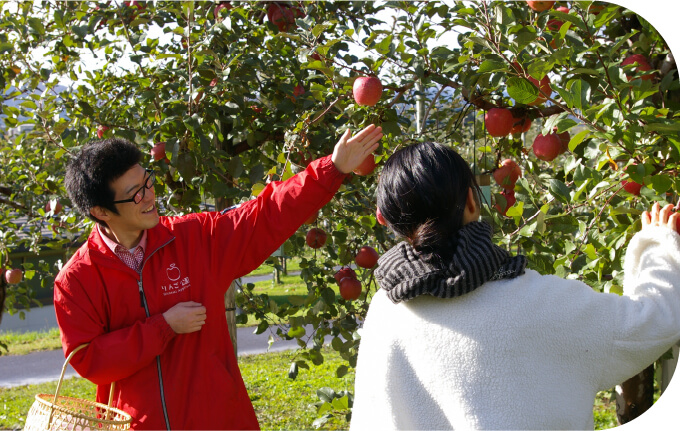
161,263,191,296
166,263,181,281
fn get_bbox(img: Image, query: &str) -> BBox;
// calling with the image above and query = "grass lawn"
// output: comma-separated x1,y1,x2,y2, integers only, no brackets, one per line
0,348,352,430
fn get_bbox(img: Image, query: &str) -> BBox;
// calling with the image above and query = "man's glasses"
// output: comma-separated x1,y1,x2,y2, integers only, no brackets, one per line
112,169,156,205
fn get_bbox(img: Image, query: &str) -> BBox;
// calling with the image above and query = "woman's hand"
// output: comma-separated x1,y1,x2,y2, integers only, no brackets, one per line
641,202,680,234
331,124,383,174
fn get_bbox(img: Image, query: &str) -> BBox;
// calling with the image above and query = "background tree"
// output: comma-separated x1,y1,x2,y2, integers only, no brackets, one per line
0,0,678,427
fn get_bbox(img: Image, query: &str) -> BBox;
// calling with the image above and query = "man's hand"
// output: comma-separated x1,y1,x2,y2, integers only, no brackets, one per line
331,124,383,174
163,301,207,334
642,202,680,234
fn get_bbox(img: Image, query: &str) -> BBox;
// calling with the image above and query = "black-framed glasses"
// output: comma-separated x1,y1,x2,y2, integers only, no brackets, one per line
112,169,156,205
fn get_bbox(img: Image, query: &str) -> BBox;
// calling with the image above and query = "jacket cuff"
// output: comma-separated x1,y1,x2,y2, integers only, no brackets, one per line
310,155,350,192
152,313,178,343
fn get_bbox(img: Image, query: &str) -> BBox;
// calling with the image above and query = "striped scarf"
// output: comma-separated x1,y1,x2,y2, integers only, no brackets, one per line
375,221,527,304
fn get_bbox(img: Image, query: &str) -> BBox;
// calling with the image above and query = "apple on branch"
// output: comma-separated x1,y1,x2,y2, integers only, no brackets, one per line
494,189,516,217
622,54,654,81
304,210,319,225
213,1,232,20
532,133,562,162
527,75,552,106
151,142,169,163
45,199,62,215
353,76,383,107
267,2,304,32
485,108,514,137
622,164,644,195
376,207,387,226
305,228,327,249
493,159,522,190
510,116,532,135
339,277,362,301
354,153,376,176
334,266,357,284
526,1,555,12
4,269,23,285
355,246,379,269
96,125,109,139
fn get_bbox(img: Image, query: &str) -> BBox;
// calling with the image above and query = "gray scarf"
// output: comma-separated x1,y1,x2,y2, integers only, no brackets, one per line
375,221,527,304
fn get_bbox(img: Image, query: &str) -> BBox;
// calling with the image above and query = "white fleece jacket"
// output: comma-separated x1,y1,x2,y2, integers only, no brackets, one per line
350,226,680,430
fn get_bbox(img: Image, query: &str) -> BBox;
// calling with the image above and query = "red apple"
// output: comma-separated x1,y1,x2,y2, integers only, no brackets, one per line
151,142,167,162
251,105,263,114
485,108,514,137
621,164,644,196
339,277,362,301
45,199,62,215
353,154,376,176
526,1,555,12
267,3,304,32
355,246,379,269
622,180,643,195
532,133,563,162
588,4,605,15
96,125,109,139
4,269,22,284
510,116,532,134
527,75,552,106
495,189,516,216
306,228,327,249
622,54,654,81
376,207,387,226
493,159,522,190
353,76,383,107
334,266,357,284
292,84,305,99
304,210,319,225
213,1,233,20
547,6,570,31
553,128,570,153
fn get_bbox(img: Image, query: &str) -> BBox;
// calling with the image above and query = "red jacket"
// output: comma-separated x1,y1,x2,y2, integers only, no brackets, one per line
54,156,347,430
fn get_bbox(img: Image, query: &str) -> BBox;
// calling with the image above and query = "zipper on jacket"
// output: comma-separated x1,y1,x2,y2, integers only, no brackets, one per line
138,237,174,431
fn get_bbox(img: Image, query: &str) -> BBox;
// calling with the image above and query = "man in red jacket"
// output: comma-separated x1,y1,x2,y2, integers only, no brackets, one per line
54,125,382,430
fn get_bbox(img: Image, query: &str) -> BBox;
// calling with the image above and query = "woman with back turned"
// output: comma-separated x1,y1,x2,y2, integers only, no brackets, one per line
350,141,680,430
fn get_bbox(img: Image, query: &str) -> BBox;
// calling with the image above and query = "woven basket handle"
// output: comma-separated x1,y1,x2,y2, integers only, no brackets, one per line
49,343,118,426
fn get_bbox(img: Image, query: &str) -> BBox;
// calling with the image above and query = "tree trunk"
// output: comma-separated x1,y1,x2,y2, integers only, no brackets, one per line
615,364,655,425
224,282,237,355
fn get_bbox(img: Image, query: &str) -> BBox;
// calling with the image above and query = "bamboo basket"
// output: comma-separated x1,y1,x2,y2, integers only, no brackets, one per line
24,344,132,431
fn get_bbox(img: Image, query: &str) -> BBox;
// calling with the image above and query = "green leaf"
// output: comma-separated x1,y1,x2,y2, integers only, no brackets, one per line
287,325,306,339
569,130,591,152
317,387,336,403
251,183,265,196
644,121,680,134
332,395,349,410
650,175,673,194
549,179,571,204
254,321,269,335
527,61,553,81
478,60,506,74
507,77,539,104
566,79,590,111
336,364,349,378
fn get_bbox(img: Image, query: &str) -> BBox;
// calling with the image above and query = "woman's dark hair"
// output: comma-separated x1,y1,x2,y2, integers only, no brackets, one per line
65,138,143,225
376,142,480,265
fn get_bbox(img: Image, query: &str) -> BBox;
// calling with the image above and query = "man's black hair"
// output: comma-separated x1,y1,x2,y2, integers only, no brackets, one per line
65,138,142,225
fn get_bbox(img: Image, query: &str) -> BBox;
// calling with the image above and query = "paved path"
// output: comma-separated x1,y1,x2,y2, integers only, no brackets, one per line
0,271,324,388
0,324,306,388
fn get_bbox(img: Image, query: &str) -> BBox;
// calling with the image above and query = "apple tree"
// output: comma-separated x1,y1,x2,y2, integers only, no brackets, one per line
0,0,678,427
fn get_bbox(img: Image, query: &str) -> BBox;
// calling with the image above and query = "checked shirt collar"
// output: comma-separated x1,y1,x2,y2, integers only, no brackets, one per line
97,224,148,273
